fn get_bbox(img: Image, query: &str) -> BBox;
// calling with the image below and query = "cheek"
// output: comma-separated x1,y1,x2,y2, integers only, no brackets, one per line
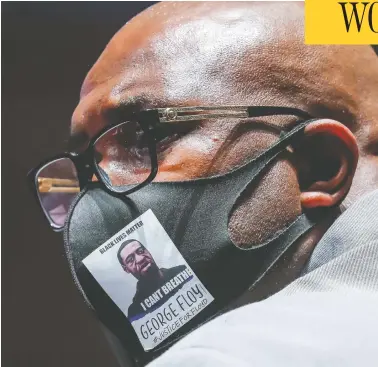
209,130,280,175
156,133,223,181
228,156,302,248
145,253,152,261
155,126,279,181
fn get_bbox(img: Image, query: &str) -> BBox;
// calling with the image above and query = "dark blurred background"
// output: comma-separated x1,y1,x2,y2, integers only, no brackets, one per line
2,3,154,366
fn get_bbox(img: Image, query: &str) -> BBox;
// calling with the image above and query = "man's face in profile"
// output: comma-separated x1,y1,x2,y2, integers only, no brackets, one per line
120,241,156,279
71,2,377,297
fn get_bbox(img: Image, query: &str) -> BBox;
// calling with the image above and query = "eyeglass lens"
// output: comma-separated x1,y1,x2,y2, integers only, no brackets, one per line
93,121,152,193
36,157,80,229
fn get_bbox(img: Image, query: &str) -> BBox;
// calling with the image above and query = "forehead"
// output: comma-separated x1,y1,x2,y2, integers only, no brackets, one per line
73,3,304,135
81,3,268,97
120,241,143,259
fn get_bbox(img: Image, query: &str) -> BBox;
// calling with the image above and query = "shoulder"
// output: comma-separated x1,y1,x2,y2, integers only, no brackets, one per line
127,288,142,318
127,301,138,316
162,264,187,278
128,299,147,321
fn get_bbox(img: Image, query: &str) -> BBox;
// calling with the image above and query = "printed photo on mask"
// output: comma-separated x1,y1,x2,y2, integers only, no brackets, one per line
83,210,214,351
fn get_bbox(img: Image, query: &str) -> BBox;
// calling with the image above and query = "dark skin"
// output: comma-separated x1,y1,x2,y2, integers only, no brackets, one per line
119,241,162,281
71,2,378,301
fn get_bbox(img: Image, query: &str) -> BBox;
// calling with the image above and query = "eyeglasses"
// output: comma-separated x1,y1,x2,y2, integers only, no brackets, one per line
27,105,311,231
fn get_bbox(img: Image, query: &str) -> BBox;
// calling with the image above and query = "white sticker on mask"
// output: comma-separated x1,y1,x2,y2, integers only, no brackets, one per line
82,209,214,351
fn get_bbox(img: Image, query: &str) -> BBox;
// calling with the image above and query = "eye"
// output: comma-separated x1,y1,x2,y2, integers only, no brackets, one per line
114,124,133,147
136,247,145,255
126,254,134,265
114,122,148,149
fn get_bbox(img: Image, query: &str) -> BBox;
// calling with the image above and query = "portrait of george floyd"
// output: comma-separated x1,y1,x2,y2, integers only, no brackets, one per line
117,239,190,321
82,210,214,351
4,1,378,367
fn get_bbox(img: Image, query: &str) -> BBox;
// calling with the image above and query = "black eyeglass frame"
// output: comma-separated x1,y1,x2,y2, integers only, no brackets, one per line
27,105,312,231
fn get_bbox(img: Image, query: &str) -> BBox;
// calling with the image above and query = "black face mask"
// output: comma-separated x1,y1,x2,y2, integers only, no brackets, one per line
64,119,328,365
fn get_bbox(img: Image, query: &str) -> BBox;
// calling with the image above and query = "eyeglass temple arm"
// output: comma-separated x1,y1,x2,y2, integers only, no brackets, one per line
38,177,80,193
157,106,311,123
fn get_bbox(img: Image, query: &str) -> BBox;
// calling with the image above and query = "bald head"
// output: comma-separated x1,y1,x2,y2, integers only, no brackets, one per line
77,2,378,133
72,2,377,249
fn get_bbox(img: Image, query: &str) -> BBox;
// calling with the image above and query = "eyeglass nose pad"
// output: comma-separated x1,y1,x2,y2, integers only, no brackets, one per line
77,162,96,188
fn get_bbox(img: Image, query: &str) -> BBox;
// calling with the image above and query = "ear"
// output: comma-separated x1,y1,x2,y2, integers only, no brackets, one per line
294,119,359,209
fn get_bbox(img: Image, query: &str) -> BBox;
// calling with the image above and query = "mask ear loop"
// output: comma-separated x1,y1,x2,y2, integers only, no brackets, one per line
224,119,338,281
224,119,318,240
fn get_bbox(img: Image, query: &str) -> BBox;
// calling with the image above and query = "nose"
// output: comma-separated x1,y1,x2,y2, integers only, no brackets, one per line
135,253,145,264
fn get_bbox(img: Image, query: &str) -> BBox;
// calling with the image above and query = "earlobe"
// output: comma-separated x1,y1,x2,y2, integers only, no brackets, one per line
299,119,359,209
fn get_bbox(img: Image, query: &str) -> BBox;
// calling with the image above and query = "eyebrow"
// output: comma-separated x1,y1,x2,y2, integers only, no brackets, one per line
125,254,134,263
125,246,144,262
67,95,162,152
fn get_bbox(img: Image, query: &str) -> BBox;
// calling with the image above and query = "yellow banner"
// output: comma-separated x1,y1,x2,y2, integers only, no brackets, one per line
305,0,378,44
